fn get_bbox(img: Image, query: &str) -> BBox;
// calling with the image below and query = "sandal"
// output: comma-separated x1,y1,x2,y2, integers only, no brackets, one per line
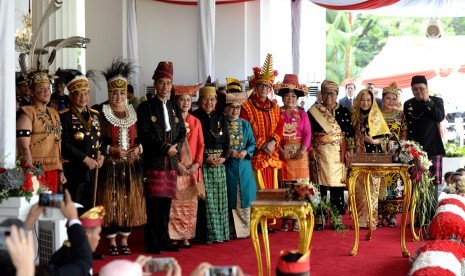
292,220,300,232
108,245,119,256
120,245,132,255
389,216,397,228
280,219,290,232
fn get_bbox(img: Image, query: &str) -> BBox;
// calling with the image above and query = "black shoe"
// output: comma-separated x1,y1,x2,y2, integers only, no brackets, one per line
161,244,180,252
314,224,324,230
93,253,105,260
268,227,276,234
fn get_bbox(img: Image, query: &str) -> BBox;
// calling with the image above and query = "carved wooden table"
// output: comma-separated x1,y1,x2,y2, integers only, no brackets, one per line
250,200,314,276
347,163,419,257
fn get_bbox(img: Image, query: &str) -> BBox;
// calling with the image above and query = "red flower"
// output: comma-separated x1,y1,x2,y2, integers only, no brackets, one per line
0,167,5,174
21,173,33,192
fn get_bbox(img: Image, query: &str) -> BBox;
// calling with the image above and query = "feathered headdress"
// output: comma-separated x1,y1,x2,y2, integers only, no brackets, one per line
18,0,90,87
101,59,136,93
249,53,278,88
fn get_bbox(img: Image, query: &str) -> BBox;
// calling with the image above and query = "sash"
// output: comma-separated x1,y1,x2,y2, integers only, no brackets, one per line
309,103,342,134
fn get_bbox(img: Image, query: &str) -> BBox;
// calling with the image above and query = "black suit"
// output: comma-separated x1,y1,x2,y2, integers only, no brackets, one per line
47,223,93,276
338,96,353,110
60,106,102,213
375,97,383,108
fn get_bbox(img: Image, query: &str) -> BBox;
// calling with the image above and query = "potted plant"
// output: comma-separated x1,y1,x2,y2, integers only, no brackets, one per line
443,142,465,174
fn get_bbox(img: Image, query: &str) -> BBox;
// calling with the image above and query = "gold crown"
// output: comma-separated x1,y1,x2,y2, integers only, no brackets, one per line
67,76,90,94
382,82,399,96
107,76,127,93
251,53,277,86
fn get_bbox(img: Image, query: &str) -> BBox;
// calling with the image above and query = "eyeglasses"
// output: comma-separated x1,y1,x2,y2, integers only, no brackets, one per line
257,83,272,89
229,106,241,110
321,91,337,97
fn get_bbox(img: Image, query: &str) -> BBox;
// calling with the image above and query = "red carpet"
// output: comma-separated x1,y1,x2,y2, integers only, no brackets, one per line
93,214,425,275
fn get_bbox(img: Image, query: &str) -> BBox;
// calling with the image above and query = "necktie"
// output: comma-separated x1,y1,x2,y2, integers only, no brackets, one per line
81,110,89,121
349,98,353,107
163,101,171,132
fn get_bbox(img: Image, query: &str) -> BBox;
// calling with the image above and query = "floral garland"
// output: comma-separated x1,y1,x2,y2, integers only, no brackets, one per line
287,178,345,231
0,159,42,204
392,139,435,227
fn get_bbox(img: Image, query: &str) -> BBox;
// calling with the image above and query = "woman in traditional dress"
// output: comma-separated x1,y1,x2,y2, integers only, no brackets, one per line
308,80,355,230
168,84,204,248
192,83,230,243
378,82,407,227
275,74,311,232
351,89,390,229
223,79,257,239
96,59,146,255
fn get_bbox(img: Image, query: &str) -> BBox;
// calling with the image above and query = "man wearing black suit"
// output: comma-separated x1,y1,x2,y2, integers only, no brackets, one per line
58,69,104,214
404,75,445,197
338,82,356,110
366,82,383,108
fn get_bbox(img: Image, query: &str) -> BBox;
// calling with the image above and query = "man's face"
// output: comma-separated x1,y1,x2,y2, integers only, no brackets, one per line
346,84,355,97
55,82,65,94
411,83,428,101
31,82,51,104
199,95,217,114
85,226,101,252
366,84,375,92
17,84,31,98
154,77,172,100
69,90,89,110
256,82,272,101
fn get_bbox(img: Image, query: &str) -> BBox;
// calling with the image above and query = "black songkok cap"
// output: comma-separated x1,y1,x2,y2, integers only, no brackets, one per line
411,75,427,86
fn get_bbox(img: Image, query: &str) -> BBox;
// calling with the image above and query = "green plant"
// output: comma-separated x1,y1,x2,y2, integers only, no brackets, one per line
444,142,465,157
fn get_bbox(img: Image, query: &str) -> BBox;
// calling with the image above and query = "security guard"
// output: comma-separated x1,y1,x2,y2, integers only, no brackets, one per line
58,69,104,214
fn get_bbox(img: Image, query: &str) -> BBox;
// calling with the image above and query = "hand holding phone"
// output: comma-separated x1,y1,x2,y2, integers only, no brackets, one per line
144,257,175,273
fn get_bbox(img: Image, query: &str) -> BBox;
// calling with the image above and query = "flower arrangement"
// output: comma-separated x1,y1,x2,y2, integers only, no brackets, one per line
287,178,345,231
444,142,465,157
393,140,435,227
0,159,42,204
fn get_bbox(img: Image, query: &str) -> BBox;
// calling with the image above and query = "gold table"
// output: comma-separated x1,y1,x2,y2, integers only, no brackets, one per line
250,200,314,276
347,163,419,257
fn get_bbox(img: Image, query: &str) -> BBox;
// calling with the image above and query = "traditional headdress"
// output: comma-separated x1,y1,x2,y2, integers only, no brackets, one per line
411,75,428,86
55,68,90,94
226,78,242,92
16,75,27,87
102,59,136,93
274,74,309,98
351,89,391,137
173,83,202,97
225,90,253,106
27,69,51,88
276,250,310,275
79,206,105,228
199,76,217,97
249,53,278,88
152,61,173,81
321,79,339,94
382,82,399,96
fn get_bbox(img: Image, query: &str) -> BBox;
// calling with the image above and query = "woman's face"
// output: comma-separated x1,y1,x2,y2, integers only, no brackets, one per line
382,92,398,110
282,92,297,108
109,90,127,109
360,92,373,111
225,104,241,120
177,94,192,113
199,95,217,114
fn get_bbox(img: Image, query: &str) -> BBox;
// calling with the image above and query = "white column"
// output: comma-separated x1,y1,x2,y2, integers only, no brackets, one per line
291,0,302,75
0,1,16,168
197,0,216,83
127,0,140,97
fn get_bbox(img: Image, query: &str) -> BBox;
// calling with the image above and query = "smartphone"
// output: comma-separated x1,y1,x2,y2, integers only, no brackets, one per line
0,226,11,250
144,257,175,273
39,193,65,208
205,266,238,276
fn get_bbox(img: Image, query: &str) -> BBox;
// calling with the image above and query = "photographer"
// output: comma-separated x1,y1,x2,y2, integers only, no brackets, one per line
0,220,35,276
100,255,182,276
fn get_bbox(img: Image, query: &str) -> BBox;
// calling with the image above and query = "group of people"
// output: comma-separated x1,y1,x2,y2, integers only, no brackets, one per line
13,52,445,270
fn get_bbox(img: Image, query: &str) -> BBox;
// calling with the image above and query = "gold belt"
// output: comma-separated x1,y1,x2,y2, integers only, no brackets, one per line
205,149,223,158
314,132,345,144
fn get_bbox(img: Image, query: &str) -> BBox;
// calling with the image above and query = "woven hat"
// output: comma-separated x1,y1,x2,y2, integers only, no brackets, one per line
382,82,399,96
321,79,339,94
199,76,217,97
173,83,202,97
152,61,173,81
274,74,309,97
226,78,242,92
249,53,278,88
79,206,105,228
55,68,90,94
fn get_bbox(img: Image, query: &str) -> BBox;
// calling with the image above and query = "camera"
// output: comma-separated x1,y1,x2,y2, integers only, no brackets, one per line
144,257,175,273
206,266,238,276
0,226,11,250
39,193,65,208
